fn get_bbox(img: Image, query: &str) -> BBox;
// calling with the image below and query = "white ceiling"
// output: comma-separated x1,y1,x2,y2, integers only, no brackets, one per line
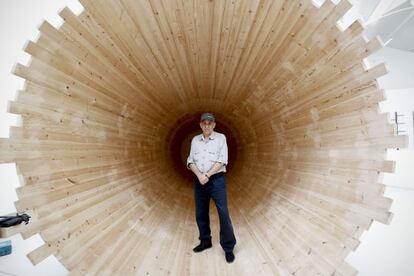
352,0,414,52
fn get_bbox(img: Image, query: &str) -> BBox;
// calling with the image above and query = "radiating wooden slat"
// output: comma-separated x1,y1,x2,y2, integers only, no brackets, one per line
0,0,407,275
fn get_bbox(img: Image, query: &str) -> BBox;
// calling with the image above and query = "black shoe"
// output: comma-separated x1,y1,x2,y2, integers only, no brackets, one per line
225,251,235,263
193,241,212,253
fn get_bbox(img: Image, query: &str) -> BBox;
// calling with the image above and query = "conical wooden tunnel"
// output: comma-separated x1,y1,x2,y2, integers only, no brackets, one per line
0,0,408,275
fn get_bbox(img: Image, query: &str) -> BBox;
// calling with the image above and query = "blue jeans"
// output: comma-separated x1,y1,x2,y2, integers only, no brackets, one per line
194,172,236,252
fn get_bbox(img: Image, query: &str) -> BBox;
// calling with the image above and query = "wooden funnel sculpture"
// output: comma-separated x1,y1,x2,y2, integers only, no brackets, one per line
0,0,407,275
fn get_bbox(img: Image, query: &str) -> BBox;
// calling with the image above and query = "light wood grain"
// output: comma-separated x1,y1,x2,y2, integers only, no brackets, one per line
0,0,407,275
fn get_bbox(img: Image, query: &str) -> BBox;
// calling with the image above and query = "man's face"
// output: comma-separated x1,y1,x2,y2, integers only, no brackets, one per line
200,120,215,136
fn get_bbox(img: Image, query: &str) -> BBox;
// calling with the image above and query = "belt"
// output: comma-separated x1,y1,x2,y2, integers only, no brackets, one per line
209,172,224,179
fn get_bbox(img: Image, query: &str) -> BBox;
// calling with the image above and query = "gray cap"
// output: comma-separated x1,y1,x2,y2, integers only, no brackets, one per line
200,112,215,122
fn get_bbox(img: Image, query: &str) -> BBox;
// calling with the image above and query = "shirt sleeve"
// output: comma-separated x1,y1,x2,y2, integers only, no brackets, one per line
216,135,228,165
186,137,195,169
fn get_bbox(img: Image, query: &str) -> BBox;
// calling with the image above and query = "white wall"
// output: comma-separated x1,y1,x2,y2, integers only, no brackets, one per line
371,47,414,191
381,88,414,148
346,187,414,276
0,1,82,275
370,46,414,90
345,44,414,275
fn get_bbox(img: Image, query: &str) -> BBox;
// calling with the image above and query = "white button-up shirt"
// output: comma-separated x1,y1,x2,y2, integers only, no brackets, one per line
186,131,228,174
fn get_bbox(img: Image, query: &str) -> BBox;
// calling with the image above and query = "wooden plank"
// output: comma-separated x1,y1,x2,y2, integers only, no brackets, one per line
1,0,406,274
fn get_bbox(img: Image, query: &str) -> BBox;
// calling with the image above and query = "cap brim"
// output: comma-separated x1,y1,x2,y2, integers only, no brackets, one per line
200,117,214,121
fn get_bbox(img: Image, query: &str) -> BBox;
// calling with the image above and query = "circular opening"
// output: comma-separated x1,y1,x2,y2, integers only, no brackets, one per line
165,113,239,183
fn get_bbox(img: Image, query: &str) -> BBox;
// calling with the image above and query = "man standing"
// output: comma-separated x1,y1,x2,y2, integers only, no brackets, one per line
186,113,237,263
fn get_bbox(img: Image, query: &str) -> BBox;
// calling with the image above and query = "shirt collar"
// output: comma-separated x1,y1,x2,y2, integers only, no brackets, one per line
199,131,216,141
